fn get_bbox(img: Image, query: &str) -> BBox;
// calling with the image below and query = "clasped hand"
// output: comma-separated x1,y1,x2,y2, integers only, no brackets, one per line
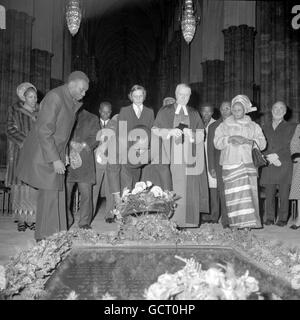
169,128,199,142
71,141,90,153
228,135,251,145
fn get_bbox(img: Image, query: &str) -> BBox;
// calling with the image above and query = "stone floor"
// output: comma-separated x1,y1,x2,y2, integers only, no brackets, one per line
1,199,300,266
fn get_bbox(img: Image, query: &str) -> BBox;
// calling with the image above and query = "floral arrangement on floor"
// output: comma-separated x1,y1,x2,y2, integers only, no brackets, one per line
1,217,300,299
0,229,107,300
112,181,180,220
144,255,262,300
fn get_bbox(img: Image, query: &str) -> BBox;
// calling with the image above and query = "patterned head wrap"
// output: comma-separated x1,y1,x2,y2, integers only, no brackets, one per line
231,94,257,114
16,82,37,102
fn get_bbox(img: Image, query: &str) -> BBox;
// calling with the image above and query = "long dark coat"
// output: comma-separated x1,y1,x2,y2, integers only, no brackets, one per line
16,84,82,191
5,101,39,186
207,118,222,179
153,104,209,225
66,109,99,184
260,120,297,185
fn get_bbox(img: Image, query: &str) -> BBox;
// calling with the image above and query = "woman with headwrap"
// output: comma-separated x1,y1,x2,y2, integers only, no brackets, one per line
214,95,266,230
5,82,39,231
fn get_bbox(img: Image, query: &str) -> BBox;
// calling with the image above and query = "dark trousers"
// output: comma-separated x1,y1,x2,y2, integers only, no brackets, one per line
121,165,142,190
35,188,67,240
217,175,229,227
201,188,219,223
92,163,114,219
265,184,290,222
66,182,93,227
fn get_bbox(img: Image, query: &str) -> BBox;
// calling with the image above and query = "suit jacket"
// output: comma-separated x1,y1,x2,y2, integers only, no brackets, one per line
107,105,155,193
207,118,222,178
260,120,297,185
16,84,82,190
67,109,99,184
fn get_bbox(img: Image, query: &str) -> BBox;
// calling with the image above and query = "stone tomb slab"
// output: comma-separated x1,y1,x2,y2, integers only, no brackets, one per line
44,246,300,300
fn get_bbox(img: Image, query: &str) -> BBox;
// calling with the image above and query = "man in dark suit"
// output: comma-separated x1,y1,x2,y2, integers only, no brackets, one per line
92,101,113,223
207,101,231,228
106,85,154,209
200,104,218,224
260,101,297,226
17,71,89,241
66,108,99,229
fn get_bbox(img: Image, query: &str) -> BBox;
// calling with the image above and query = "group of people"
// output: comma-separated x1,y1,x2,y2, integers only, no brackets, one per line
5,70,300,242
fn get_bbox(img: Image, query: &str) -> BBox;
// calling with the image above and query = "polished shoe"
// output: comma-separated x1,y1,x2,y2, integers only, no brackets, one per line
79,224,92,230
26,222,35,231
105,217,115,223
290,224,300,230
17,222,26,232
275,220,287,227
264,220,274,226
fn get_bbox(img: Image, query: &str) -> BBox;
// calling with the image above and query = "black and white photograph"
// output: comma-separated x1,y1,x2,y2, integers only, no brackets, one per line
0,0,300,304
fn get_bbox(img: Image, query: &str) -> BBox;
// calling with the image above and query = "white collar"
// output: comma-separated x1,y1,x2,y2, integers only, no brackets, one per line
175,104,188,116
133,103,143,110
100,118,109,125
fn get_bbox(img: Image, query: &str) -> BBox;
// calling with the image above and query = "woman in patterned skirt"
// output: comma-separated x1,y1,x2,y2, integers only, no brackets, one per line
289,124,300,230
5,82,39,231
214,95,266,230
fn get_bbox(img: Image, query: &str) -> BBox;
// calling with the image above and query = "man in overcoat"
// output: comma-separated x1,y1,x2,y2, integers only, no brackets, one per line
260,101,297,226
16,71,89,241
66,108,99,229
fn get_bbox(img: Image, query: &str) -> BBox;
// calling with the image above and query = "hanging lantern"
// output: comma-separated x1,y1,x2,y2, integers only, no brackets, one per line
66,0,82,36
180,0,199,44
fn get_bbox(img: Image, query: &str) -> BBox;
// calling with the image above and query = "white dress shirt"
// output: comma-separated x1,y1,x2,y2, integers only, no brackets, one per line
133,103,143,118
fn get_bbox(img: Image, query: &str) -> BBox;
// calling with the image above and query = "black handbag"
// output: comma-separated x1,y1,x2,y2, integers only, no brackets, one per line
252,140,268,168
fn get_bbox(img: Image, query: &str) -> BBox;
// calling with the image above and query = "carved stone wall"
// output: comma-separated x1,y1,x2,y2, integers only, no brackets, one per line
256,0,300,124
223,25,256,102
30,48,52,96
201,60,225,108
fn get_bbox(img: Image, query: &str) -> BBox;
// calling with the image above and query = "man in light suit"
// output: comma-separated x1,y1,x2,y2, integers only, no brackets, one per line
17,71,89,241
92,101,113,222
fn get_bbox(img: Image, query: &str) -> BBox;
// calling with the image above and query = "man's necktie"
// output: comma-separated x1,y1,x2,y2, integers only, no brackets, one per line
136,106,142,119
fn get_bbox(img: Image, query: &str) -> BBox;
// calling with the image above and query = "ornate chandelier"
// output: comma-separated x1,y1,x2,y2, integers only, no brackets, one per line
180,0,200,44
66,0,82,36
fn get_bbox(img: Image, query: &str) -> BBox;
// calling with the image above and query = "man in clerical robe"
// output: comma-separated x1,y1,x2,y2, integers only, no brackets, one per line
152,83,209,228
